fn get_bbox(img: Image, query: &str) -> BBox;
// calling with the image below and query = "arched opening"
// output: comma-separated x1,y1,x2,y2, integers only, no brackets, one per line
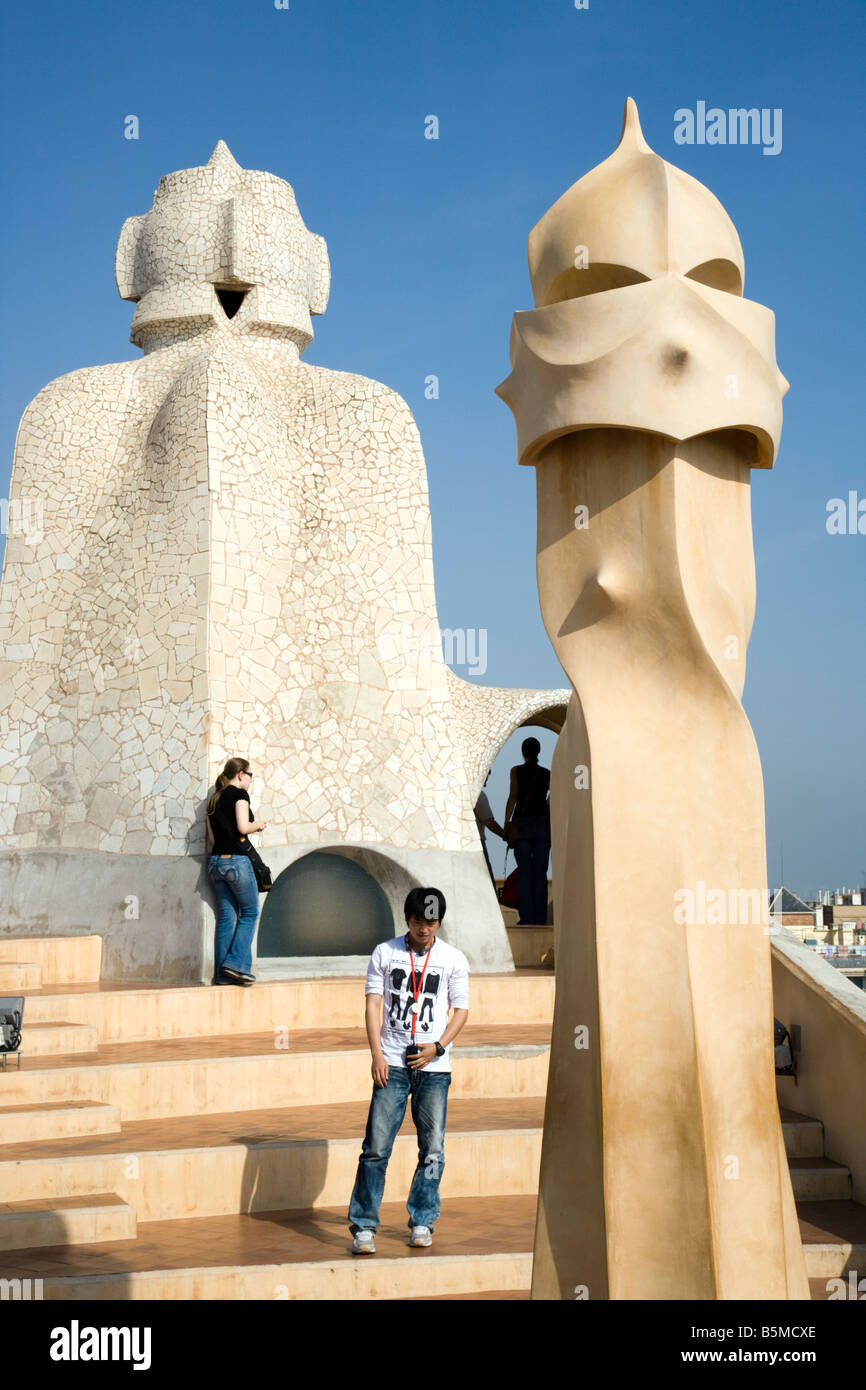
476,713,566,969
257,850,395,957
483,722,559,904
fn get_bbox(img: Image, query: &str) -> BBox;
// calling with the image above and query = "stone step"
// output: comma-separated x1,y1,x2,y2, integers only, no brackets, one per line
0,936,102,986
0,1195,536,1300
798,1199,866,1277
0,1194,135,1251
0,1101,121,1145
0,962,41,990
780,1107,825,1159
0,1096,545,1219
0,1027,551,1120
0,1091,838,1227
22,972,555,1043
809,1272,866,1300
2,1191,857,1300
19,1022,98,1058
788,1158,852,1202
506,926,554,969
405,1289,530,1299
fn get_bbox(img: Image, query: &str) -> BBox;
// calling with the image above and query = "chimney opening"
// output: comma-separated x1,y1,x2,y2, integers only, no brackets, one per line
214,287,248,319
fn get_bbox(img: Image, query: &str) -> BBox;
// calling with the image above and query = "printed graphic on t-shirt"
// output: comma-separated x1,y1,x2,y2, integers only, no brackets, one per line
387,965,442,1033
366,936,470,1073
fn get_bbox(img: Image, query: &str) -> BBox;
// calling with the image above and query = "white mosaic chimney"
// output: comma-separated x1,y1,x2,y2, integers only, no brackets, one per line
0,143,567,980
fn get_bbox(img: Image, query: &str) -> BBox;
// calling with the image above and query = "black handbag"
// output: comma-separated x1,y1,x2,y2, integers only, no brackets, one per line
238,836,273,893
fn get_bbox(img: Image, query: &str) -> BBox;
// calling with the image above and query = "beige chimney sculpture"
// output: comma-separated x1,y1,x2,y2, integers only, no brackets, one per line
497,100,809,1299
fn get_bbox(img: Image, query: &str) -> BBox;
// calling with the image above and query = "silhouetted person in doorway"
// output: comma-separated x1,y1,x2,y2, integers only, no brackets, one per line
505,737,550,925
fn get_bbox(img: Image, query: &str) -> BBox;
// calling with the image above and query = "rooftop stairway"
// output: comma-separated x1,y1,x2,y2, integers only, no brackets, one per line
0,935,862,1299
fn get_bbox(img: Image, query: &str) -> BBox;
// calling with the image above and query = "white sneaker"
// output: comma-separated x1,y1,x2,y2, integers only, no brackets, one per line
409,1225,433,1247
352,1229,376,1255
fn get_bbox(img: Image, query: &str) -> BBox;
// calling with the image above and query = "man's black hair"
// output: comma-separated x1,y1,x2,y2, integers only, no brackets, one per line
521,736,541,761
404,886,446,924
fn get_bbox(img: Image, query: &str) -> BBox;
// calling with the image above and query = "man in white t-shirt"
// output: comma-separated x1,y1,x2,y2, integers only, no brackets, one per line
348,886,470,1254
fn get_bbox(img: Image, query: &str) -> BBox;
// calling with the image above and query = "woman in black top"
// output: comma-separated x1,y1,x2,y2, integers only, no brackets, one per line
206,757,268,985
505,736,551,926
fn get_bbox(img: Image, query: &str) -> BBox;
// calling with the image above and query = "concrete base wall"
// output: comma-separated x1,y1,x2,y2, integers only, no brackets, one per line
0,841,514,983
0,850,205,983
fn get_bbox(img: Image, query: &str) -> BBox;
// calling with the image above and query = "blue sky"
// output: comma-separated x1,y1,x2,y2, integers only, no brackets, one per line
1,0,863,898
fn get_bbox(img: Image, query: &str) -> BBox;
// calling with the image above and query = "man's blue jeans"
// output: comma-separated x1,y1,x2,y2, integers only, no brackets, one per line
208,854,260,976
348,1066,451,1233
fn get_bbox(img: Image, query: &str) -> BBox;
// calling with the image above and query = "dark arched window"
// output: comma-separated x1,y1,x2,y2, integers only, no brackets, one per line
257,851,394,956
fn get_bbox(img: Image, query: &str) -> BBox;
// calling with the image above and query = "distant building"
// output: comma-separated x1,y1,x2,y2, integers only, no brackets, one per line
768,886,816,928
775,885,866,987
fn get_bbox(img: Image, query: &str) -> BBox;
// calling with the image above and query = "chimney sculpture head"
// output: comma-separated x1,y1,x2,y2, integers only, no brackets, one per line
115,141,330,353
497,99,787,468
529,99,745,305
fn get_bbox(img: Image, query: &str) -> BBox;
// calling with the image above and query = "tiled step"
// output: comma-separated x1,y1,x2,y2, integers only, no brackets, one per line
0,1096,545,1219
19,1022,98,1058
0,1092,845,1231
788,1158,852,1202
0,1027,550,1120
0,1194,135,1251
3,1191,855,1300
809,1272,866,1300
0,935,102,986
507,926,554,969
0,1101,121,1145
780,1107,824,1159
406,1289,530,1299
0,962,41,990
798,1200,866,1277
0,1195,536,1300
22,972,555,1043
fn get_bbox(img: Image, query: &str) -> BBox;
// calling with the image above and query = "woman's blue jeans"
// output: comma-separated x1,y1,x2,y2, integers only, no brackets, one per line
514,814,551,925
348,1066,451,1233
208,854,260,977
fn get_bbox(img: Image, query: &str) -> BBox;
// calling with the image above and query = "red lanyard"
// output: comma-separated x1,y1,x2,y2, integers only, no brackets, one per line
406,937,433,1038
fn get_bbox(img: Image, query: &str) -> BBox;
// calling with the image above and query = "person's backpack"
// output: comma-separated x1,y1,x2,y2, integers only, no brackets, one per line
499,866,520,910
0,996,24,1064
774,1018,796,1077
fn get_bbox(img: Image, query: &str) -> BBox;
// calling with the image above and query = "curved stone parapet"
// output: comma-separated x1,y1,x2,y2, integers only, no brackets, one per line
771,928,866,1204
